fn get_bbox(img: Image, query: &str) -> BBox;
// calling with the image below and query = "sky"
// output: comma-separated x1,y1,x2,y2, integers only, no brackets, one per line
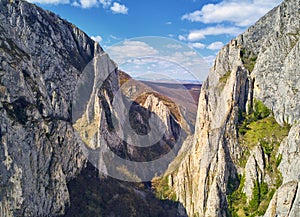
28,0,283,82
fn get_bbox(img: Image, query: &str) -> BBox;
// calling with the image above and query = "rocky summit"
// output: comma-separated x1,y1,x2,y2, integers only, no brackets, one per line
0,0,299,217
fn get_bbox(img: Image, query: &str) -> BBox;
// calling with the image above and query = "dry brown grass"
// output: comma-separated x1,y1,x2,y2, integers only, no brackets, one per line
118,70,131,86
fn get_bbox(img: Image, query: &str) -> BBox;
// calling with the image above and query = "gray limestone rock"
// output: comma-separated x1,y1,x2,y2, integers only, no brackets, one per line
243,145,265,201
0,0,113,216
168,0,300,216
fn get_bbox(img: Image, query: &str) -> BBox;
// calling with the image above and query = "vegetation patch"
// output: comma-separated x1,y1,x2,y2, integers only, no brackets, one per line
152,175,176,201
240,48,257,73
118,70,131,86
219,71,231,90
237,100,289,146
228,176,278,217
227,175,247,217
228,99,290,217
73,113,99,147
220,71,231,84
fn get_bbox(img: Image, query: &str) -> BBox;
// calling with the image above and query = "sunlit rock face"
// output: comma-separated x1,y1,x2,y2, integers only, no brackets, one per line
168,0,300,216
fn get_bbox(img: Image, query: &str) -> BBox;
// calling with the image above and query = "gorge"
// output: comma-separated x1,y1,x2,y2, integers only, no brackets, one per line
0,0,299,217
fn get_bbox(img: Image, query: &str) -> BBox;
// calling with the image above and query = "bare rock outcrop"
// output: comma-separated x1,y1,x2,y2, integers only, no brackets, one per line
168,0,300,216
0,0,117,216
265,122,300,216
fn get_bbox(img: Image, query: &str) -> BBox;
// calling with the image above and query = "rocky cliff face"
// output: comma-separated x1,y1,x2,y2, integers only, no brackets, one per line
1,0,299,216
0,0,117,216
167,0,300,216
0,1,191,216
74,68,188,182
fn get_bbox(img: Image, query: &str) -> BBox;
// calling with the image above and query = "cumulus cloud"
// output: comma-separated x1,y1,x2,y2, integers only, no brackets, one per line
30,0,128,12
106,39,210,82
188,42,206,49
165,44,183,49
182,0,282,27
99,0,111,8
91,35,103,43
110,2,128,14
79,0,98,8
207,41,224,50
28,0,69,4
178,35,187,41
106,41,158,64
187,26,243,41
203,55,216,65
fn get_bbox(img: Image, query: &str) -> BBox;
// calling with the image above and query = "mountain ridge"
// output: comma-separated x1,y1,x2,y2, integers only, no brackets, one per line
0,1,190,216
1,0,299,216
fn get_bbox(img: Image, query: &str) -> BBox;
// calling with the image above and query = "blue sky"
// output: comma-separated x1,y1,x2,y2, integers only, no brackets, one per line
29,0,283,82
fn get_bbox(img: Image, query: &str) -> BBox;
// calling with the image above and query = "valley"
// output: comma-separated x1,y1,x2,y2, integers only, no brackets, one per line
0,0,299,217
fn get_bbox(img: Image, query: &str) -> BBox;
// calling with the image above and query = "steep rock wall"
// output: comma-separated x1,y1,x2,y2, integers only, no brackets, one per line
169,0,300,216
0,0,117,216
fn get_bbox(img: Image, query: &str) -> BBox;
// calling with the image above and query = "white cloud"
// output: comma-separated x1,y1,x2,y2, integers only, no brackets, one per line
203,55,216,65
165,44,183,49
188,42,206,49
110,2,128,14
72,1,80,6
109,35,121,40
79,0,98,8
28,0,69,4
178,35,187,41
183,51,197,57
207,41,224,50
187,26,243,41
165,22,172,25
99,0,111,8
30,0,126,12
91,35,103,43
182,0,282,27
122,56,206,83
106,41,158,64
106,40,210,81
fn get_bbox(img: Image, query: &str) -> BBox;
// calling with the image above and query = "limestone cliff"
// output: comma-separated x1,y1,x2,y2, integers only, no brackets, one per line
0,0,116,216
74,68,189,182
0,1,191,216
1,0,299,216
167,0,300,216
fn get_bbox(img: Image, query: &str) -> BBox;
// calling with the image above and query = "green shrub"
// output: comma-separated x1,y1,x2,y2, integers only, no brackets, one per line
249,181,260,211
253,99,271,120
231,99,290,217
260,140,273,156
275,173,283,188
260,182,268,196
240,48,257,72
276,154,283,167
152,176,176,201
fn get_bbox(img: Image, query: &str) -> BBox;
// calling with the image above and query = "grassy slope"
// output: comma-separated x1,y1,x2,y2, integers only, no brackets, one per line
228,100,290,217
